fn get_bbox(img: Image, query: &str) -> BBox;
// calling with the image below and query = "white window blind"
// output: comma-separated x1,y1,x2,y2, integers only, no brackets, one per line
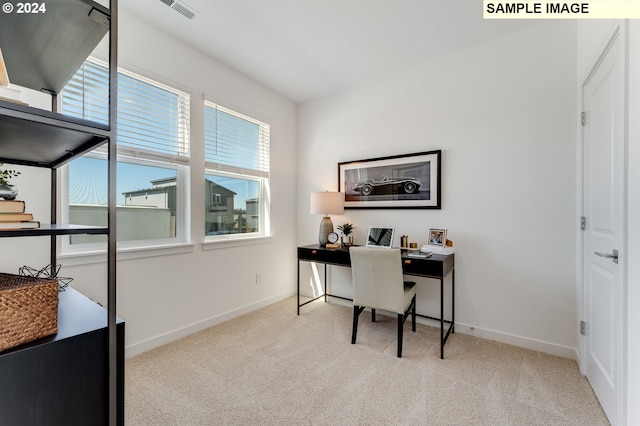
118,72,190,163
61,60,109,124
62,60,190,164
204,102,270,178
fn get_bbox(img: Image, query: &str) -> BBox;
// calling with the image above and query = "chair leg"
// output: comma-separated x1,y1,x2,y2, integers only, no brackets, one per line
397,313,403,357
352,306,364,344
371,308,376,322
411,295,416,332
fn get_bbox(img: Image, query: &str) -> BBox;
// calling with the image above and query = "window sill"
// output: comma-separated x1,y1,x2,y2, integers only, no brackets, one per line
201,235,272,251
59,242,195,266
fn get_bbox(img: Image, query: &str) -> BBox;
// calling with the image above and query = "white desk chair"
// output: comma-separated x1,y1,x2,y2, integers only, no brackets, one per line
349,246,417,358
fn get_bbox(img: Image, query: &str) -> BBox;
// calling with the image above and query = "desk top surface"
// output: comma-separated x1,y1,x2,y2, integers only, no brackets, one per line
299,244,452,259
298,244,454,278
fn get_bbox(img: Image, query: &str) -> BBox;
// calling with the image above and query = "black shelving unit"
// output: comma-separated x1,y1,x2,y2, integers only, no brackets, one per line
0,1,121,425
0,289,124,426
0,102,110,167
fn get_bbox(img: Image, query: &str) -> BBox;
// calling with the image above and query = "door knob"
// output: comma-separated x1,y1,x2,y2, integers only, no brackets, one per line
595,249,619,264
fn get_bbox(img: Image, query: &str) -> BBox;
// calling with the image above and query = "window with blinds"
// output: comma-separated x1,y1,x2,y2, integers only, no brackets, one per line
61,59,190,246
204,103,269,178
204,101,270,239
63,60,190,163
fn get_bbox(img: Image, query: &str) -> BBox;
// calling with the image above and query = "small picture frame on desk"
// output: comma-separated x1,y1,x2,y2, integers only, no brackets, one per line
428,228,447,247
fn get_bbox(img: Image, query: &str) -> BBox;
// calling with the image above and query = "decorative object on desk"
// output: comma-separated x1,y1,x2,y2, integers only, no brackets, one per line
337,222,356,245
0,272,59,352
19,264,73,292
422,235,454,254
366,226,395,248
409,242,418,249
325,243,341,249
400,235,408,248
422,245,455,255
327,232,339,245
408,252,431,258
338,150,441,209
310,191,344,246
427,228,447,247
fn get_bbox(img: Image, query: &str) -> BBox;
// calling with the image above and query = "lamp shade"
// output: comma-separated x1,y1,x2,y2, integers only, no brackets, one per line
310,191,344,215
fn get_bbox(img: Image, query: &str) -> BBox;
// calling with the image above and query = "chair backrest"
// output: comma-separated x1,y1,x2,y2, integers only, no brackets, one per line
349,246,405,314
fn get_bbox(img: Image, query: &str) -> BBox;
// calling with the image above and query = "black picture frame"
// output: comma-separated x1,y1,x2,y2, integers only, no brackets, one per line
338,150,441,209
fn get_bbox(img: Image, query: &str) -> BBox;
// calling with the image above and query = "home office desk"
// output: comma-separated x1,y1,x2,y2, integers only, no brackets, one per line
297,244,455,359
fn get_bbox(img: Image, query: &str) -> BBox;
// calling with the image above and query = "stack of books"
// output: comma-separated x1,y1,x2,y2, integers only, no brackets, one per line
407,251,431,258
420,245,455,255
0,200,40,230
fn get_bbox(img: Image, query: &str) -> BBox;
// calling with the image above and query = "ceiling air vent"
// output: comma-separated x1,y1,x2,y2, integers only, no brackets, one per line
157,0,198,20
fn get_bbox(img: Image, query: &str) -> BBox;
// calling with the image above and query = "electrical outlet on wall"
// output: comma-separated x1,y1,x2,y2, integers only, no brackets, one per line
256,273,262,285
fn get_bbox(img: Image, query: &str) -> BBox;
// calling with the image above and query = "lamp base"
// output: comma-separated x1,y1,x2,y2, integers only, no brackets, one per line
318,216,334,246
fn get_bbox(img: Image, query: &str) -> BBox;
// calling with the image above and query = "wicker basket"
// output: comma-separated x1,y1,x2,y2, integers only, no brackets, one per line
0,273,59,352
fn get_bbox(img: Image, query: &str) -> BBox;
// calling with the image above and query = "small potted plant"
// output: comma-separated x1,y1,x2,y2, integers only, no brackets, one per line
337,223,356,246
0,162,20,200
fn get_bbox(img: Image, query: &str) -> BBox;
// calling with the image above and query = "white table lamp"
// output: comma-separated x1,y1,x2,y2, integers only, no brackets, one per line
310,191,344,246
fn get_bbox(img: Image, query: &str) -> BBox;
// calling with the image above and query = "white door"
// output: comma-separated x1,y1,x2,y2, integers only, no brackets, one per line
582,27,625,425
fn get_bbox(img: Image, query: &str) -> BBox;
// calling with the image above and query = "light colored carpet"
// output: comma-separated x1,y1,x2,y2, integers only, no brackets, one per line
126,297,609,425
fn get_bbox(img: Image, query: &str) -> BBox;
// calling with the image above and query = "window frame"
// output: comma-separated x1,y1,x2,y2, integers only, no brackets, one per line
203,170,267,241
59,59,192,258
203,100,271,244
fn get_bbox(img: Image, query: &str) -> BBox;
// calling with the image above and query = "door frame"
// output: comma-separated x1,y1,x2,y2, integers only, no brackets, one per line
577,21,628,424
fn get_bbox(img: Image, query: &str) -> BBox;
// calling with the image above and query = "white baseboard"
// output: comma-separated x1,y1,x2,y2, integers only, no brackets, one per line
445,322,578,360
324,298,578,360
125,289,296,358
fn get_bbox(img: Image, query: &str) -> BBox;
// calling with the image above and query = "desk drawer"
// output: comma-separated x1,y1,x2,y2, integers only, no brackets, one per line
402,257,445,278
298,246,351,267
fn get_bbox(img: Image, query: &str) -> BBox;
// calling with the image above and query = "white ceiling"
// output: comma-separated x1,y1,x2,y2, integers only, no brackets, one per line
121,0,533,104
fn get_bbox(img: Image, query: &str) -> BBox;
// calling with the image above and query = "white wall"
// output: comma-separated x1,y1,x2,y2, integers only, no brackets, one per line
297,21,578,358
0,11,298,357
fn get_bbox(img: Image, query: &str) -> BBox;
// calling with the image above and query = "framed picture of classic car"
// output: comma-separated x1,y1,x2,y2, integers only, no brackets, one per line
338,150,441,209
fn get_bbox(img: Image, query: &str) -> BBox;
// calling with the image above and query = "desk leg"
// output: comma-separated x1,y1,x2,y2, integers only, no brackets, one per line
324,264,328,303
440,277,444,359
452,268,455,334
297,260,300,315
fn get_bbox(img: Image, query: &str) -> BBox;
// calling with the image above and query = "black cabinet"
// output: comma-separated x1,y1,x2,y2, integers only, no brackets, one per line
0,289,124,426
